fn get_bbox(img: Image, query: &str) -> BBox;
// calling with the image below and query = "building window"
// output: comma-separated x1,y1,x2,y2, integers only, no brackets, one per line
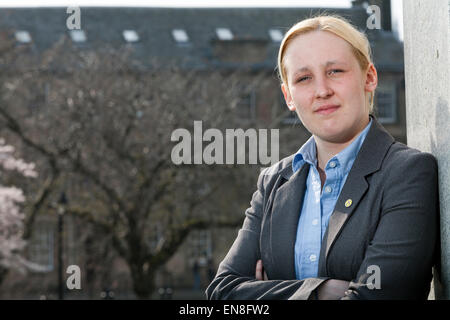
212,39,267,64
148,223,164,253
216,28,233,41
236,88,256,120
15,30,32,43
374,82,397,124
70,30,87,43
189,229,212,266
65,215,79,265
268,29,283,42
27,221,54,272
172,29,189,44
123,30,139,43
282,110,300,125
279,93,300,125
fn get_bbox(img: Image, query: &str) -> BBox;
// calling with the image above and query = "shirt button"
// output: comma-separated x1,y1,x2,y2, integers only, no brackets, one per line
329,161,336,168
312,219,319,226
309,254,317,262
324,186,332,193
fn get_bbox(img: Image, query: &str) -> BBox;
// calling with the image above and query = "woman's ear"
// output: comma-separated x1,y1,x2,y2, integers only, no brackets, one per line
281,83,295,111
365,63,378,93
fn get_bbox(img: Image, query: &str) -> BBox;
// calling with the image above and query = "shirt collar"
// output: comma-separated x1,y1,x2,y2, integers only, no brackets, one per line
292,135,316,173
292,118,372,174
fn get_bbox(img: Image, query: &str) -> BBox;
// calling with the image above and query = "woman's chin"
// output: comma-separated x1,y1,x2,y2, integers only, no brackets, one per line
314,128,356,144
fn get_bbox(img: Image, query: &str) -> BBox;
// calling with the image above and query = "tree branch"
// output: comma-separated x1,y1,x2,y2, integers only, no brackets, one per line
148,216,243,267
23,170,60,239
71,152,128,214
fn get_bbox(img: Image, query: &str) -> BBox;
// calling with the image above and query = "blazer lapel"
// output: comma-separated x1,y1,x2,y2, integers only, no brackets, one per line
321,117,395,265
323,169,368,261
263,163,310,280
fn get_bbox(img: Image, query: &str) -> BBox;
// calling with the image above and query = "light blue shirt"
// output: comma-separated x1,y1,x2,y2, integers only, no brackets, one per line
292,119,372,280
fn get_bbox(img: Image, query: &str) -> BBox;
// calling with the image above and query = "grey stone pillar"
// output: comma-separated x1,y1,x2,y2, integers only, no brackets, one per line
403,0,450,299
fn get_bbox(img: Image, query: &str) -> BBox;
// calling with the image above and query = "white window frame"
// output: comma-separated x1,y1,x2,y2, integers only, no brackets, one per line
374,82,397,124
172,29,189,43
123,30,140,43
189,229,212,265
268,29,283,42
15,30,32,43
27,221,54,272
216,28,233,41
236,88,256,120
70,30,87,43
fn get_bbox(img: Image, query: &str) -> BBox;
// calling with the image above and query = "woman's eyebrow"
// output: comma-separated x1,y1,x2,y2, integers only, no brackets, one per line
294,66,310,74
294,60,347,74
293,60,347,75
325,60,347,67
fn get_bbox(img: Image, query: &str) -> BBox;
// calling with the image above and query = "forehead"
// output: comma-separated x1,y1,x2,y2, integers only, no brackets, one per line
284,30,357,71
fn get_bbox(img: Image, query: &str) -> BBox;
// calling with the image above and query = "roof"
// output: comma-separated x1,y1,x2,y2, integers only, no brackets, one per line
0,7,403,71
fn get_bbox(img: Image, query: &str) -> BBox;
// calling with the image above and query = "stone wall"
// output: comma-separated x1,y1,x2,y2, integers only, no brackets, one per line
403,0,450,299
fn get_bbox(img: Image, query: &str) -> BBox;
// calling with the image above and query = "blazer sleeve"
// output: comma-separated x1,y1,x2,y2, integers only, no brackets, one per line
205,167,329,300
341,151,439,300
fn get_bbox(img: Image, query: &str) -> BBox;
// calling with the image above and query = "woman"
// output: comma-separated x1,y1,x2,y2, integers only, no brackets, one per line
206,15,439,300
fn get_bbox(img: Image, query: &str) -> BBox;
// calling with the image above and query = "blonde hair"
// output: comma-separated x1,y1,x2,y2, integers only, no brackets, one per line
277,15,375,112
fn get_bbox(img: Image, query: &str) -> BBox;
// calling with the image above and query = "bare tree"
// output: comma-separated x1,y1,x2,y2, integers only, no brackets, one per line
0,35,274,298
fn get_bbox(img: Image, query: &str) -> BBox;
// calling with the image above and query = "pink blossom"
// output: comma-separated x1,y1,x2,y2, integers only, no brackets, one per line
0,138,37,271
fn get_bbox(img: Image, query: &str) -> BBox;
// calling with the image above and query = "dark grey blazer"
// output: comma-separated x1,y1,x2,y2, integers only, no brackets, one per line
206,117,439,300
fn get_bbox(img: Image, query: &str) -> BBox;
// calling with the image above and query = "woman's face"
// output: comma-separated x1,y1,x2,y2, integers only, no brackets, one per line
281,30,377,144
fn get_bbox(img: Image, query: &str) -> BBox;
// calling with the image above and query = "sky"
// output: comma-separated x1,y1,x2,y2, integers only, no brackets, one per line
0,0,403,40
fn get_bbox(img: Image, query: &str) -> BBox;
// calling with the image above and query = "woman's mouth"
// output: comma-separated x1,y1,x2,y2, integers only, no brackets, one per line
315,104,340,115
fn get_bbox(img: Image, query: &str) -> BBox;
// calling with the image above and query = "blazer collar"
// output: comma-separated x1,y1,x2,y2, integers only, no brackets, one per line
267,116,395,279
343,115,395,177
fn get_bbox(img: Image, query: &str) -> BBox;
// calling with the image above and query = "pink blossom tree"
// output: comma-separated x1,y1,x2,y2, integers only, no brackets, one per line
0,138,37,283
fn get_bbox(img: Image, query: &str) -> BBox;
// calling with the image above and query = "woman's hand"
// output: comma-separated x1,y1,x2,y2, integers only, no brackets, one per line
255,259,268,281
315,279,350,300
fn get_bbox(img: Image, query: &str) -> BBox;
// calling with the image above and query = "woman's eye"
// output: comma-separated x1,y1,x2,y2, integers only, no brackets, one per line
329,69,343,75
296,76,311,83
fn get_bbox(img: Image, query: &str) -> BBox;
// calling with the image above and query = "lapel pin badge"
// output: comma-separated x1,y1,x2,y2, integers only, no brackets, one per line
345,199,352,208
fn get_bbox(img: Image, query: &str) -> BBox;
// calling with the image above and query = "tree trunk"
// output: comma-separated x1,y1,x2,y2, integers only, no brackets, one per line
0,266,8,288
130,264,156,299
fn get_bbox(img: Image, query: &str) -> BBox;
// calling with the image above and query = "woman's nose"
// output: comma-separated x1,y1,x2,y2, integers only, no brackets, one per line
315,78,333,99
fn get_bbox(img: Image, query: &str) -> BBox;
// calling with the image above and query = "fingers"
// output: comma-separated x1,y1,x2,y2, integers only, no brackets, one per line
255,260,269,281
255,259,263,280
316,279,350,300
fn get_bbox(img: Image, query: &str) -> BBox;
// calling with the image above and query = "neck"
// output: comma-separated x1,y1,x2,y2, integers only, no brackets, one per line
315,118,369,170
315,139,351,170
